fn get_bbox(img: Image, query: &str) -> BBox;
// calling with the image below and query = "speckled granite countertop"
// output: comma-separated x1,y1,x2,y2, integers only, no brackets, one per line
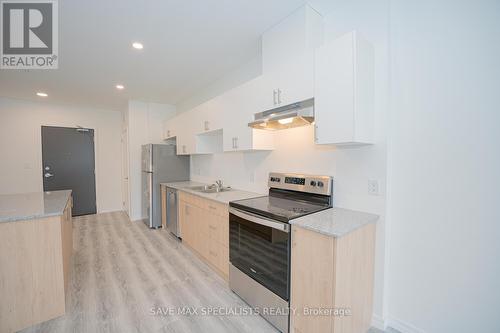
289,207,379,237
0,190,72,223
161,181,263,205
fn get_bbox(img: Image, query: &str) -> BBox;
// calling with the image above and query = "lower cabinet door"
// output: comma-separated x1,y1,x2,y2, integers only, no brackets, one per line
207,240,229,277
181,202,195,248
195,206,209,259
219,245,229,276
207,240,220,269
179,196,230,278
290,226,335,333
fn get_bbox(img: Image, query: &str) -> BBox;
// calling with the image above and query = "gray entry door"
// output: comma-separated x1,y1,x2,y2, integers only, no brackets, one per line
41,126,97,216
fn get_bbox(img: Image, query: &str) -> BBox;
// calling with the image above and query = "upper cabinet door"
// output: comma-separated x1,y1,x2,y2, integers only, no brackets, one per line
260,5,323,110
262,5,323,73
162,116,177,140
203,96,224,132
175,111,196,155
194,98,223,135
314,31,374,145
265,53,314,109
222,77,275,152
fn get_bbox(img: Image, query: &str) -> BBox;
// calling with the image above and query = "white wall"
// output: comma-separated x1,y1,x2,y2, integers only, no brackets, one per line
0,97,123,213
386,1,500,332
188,1,390,326
125,100,177,221
176,56,262,113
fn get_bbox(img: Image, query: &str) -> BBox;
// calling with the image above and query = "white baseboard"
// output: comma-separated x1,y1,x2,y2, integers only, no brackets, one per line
387,315,425,333
371,313,387,330
96,209,123,214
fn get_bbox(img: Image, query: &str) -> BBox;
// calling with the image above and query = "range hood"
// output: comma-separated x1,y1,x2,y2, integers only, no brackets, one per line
248,98,314,130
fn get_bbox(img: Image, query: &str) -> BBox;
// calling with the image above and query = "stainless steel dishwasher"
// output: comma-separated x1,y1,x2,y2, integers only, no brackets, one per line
166,187,180,238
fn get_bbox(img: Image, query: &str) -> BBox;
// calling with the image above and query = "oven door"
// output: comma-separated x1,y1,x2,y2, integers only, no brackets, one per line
229,207,290,301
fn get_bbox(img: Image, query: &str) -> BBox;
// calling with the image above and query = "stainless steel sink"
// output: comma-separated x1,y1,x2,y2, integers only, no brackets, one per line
188,185,232,193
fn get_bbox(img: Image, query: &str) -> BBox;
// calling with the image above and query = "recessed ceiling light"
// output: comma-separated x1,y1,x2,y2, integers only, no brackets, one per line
132,42,143,50
116,84,125,90
36,92,48,97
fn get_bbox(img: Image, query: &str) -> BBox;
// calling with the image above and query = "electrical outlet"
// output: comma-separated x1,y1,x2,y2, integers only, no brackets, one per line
368,179,380,196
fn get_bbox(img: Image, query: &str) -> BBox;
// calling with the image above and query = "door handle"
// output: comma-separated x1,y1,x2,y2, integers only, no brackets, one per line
44,172,54,178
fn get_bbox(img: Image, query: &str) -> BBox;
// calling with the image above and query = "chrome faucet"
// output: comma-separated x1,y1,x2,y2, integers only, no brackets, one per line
215,180,223,192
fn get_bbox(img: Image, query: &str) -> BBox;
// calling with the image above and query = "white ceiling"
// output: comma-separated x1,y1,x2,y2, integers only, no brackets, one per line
0,0,312,111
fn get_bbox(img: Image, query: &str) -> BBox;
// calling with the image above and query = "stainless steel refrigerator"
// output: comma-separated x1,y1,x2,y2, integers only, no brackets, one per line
141,144,189,228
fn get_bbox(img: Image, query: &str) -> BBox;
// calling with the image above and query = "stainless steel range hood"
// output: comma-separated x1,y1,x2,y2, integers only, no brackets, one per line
248,98,314,130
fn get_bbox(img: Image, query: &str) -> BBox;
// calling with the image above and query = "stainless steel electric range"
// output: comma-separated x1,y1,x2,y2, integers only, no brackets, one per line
228,172,333,333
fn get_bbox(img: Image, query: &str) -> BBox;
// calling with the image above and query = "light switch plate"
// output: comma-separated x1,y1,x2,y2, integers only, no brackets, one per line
368,179,380,196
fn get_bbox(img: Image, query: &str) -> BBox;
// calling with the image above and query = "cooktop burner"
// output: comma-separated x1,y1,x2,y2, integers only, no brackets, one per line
229,195,330,223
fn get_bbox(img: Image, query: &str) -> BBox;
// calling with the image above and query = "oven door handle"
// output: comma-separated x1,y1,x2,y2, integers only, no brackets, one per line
229,207,290,233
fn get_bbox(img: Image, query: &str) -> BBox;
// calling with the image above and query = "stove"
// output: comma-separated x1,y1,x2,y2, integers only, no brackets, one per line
228,173,333,333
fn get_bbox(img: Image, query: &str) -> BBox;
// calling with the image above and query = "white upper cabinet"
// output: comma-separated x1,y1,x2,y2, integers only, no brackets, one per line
262,53,315,110
162,116,177,140
314,31,374,145
260,5,323,110
221,77,274,152
262,5,323,73
175,110,196,155
193,97,224,134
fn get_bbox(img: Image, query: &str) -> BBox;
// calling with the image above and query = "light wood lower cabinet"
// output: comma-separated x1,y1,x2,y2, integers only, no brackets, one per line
0,196,73,333
178,192,229,278
161,185,167,229
61,196,73,293
290,223,376,333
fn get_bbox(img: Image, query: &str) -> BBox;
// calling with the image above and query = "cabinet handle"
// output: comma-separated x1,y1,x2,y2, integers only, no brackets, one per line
167,130,171,137
277,89,282,104
314,125,319,142
234,137,238,149
208,205,216,210
204,121,209,131
273,89,277,105
209,225,217,230
209,250,217,257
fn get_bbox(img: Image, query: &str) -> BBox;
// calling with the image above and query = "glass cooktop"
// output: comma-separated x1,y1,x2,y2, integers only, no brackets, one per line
229,195,330,223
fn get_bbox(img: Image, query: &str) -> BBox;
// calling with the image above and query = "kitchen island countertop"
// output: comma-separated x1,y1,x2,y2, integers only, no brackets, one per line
0,190,72,223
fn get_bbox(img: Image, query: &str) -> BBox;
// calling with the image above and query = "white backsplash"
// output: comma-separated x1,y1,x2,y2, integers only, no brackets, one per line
190,125,386,213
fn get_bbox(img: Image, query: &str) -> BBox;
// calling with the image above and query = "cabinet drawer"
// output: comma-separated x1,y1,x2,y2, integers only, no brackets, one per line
202,200,227,217
208,218,220,242
207,241,229,276
182,192,200,206
207,213,229,248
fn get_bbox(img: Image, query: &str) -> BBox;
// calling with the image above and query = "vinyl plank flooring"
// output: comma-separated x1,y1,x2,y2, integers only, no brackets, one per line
19,211,397,333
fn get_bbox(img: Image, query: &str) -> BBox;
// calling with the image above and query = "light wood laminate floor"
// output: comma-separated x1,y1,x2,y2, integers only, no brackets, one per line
20,212,396,333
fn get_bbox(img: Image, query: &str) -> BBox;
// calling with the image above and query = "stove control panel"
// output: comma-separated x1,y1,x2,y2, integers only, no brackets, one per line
268,172,333,196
